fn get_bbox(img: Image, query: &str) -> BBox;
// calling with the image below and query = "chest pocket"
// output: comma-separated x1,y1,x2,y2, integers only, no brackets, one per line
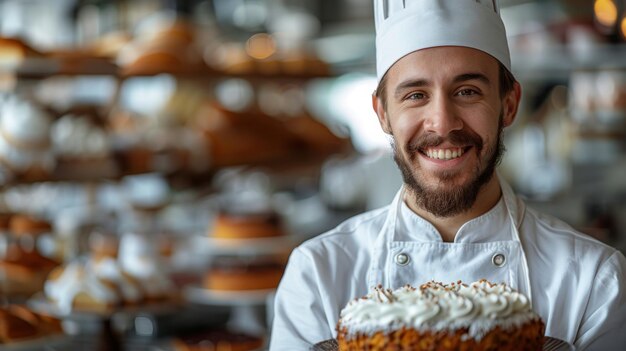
386,241,522,289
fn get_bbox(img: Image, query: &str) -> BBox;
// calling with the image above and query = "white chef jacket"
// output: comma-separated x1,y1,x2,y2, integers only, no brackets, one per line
270,176,626,350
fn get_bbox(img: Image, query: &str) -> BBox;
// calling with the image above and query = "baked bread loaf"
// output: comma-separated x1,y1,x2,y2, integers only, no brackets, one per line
337,279,545,351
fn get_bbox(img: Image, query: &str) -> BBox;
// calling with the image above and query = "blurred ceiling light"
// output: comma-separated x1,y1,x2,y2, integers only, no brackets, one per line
245,33,276,60
594,0,618,27
621,13,626,38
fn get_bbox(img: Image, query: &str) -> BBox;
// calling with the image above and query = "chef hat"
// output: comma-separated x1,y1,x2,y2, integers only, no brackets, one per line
374,0,511,82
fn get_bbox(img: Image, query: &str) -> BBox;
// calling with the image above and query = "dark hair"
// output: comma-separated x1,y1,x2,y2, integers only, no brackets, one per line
374,61,517,110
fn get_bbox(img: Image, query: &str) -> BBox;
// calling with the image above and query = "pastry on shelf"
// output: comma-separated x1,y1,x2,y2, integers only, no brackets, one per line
211,210,285,240
282,113,352,157
88,31,132,59
0,214,59,296
41,229,178,313
9,214,53,236
44,261,122,314
172,329,264,351
199,104,301,167
117,232,176,301
0,36,43,69
206,38,332,78
203,256,285,292
117,18,205,76
0,95,55,182
206,42,255,75
51,114,118,180
89,256,143,305
280,48,331,77
208,190,286,240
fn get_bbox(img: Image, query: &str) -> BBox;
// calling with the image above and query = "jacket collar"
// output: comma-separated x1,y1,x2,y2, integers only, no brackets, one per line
387,173,526,241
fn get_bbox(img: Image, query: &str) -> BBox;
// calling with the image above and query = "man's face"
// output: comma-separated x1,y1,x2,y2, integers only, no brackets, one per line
374,47,518,217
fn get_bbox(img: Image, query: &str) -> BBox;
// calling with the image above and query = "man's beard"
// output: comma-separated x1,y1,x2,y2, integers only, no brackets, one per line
391,115,505,218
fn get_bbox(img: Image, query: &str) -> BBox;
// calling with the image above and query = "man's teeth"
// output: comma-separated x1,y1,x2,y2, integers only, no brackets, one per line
425,148,464,160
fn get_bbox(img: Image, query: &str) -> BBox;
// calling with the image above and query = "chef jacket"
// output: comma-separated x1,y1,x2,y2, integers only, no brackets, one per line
269,176,626,350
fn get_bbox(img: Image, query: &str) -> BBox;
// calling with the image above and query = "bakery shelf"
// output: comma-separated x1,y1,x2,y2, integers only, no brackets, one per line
183,286,274,306
27,294,184,321
3,57,118,79
2,58,333,82
190,233,300,256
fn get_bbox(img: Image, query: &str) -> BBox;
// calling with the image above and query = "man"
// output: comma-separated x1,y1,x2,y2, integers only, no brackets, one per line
270,1,626,349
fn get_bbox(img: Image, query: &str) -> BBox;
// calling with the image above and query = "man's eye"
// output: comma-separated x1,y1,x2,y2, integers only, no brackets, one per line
406,92,425,100
457,89,478,96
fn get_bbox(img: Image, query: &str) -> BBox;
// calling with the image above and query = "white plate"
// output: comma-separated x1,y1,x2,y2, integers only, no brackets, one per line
191,234,300,255
184,286,274,306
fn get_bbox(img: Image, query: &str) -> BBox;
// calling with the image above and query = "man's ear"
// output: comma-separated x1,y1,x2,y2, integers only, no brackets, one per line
372,93,391,134
502,82,522,128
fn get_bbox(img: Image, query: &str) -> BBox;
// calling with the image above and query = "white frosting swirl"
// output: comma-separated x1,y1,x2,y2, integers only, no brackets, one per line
339,280,540,340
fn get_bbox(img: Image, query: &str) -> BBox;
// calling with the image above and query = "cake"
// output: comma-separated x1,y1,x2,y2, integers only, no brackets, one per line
203,257,285,291
51,114,118,179
336,279,545,351
211,211,285,239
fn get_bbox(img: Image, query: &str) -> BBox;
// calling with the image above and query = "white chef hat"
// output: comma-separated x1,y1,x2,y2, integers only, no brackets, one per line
374,0,511,82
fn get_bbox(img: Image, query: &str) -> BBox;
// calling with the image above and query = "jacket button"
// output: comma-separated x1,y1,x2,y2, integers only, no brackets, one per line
492,253,506,267
395,253,410,266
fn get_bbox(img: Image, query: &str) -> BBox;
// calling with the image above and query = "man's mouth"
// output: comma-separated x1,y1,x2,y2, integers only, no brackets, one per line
422,147,468,160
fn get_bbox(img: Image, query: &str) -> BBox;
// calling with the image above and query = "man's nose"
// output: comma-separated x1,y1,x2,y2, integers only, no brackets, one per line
423,95,463,136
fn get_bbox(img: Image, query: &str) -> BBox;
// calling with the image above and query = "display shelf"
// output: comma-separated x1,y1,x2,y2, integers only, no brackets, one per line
2,57,118,79
27,294,184,320
1,57,334,81
184,286,274,306
191,233,300,256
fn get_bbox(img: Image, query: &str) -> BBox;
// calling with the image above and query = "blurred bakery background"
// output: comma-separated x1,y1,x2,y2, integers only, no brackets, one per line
0,0,625,349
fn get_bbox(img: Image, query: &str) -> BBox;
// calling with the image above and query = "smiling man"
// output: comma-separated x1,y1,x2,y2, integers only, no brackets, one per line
270,1,626,350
